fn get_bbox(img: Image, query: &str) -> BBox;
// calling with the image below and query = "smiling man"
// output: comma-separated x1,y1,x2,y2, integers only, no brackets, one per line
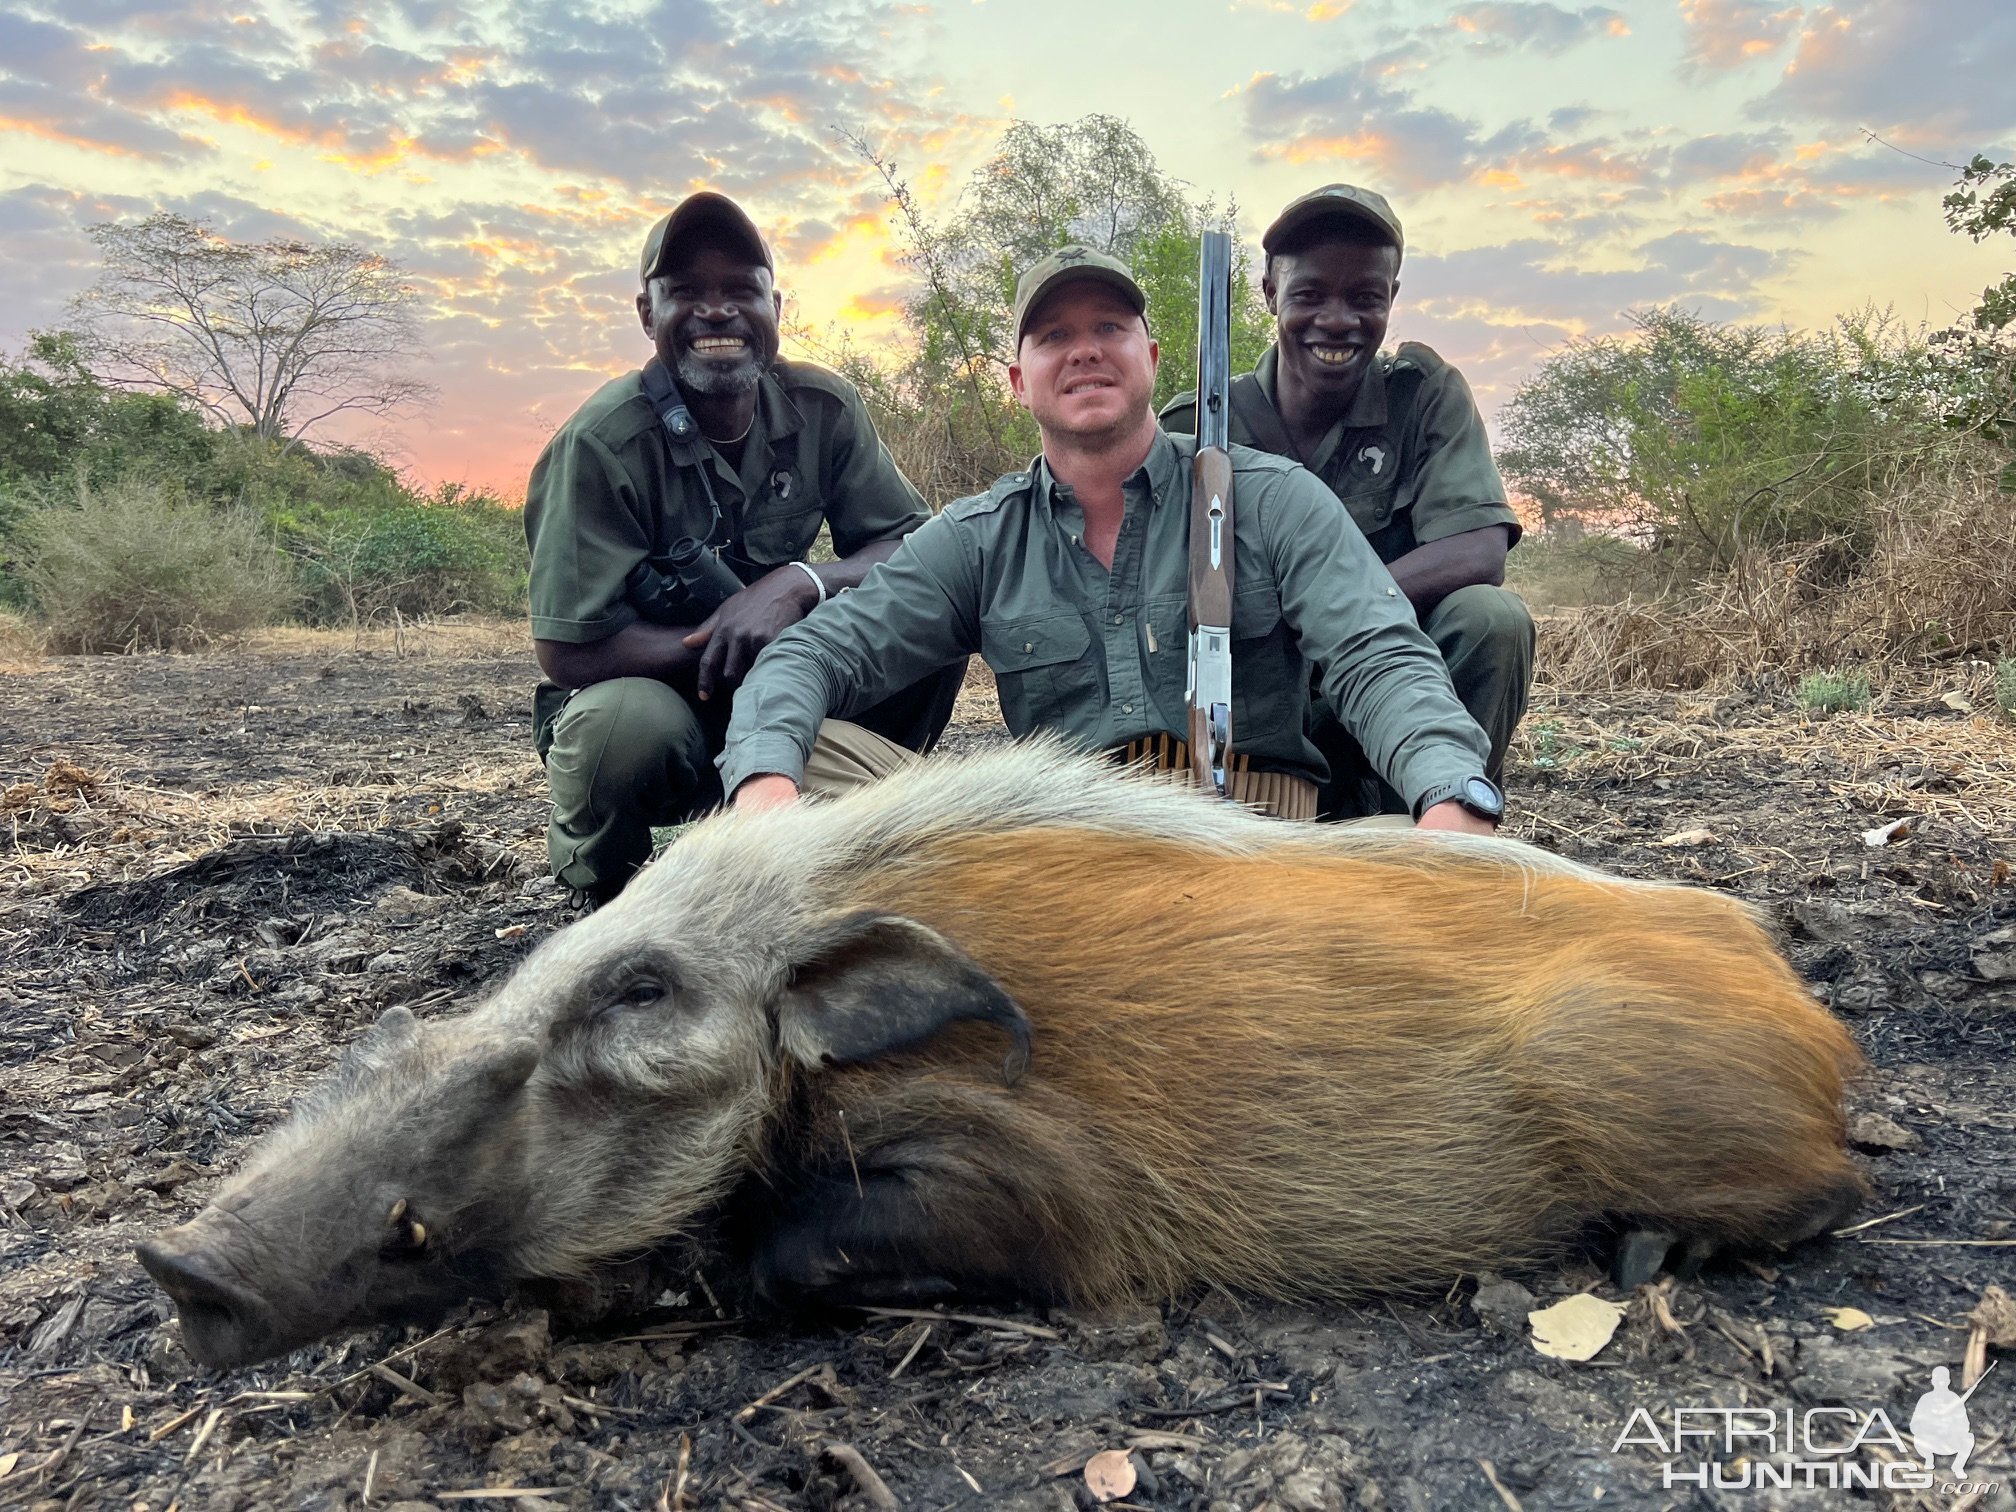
722,244,1501,835
522,191,964,905
1160,185,1535,820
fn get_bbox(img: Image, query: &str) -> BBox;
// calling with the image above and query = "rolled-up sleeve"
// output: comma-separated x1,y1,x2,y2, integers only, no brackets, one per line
823,388,932,558
720,512,980,794
1260,465,1491,808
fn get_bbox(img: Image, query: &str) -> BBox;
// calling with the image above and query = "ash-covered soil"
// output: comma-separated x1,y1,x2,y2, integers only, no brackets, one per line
1,639,2011,1512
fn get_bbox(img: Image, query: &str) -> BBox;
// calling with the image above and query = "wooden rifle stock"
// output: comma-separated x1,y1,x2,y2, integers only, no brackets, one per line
1186,230,1235,797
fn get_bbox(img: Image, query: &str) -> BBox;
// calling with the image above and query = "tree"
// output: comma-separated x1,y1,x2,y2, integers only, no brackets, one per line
69,214,434,446
1937,155,2016,486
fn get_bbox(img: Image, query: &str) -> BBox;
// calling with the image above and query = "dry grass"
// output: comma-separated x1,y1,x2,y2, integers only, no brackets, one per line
0,609,43,673
1542,455,2016,693
244,615,531,661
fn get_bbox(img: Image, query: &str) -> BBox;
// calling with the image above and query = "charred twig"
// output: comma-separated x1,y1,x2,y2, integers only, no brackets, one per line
1134,1384,1291,1420
853,1305,1060,1339
821,1443,899,1509
368,1361,444,1407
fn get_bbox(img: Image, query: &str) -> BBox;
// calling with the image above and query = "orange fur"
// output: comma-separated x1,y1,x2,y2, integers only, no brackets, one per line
812,828,1865,1303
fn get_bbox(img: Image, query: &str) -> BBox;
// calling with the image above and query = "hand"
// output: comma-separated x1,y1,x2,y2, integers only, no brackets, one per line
1416,800,1498,836
733,774,801,812
683,564,822,700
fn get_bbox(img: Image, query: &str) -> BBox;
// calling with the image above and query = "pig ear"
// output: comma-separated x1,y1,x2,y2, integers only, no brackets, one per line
777,913,1031,1084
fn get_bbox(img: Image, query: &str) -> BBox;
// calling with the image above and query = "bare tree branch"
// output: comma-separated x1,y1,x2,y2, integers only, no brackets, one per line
69,214,436,446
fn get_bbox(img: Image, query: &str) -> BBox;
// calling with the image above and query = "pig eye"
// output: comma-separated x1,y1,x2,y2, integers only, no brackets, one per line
614,979,666,1011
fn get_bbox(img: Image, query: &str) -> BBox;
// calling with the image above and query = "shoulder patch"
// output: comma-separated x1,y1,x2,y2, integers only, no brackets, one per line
559,371,660,452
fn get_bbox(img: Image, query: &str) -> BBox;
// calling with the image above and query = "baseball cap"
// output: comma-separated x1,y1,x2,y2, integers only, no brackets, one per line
1261,184,1404,261
639,192,772,285
1011,244,1147,346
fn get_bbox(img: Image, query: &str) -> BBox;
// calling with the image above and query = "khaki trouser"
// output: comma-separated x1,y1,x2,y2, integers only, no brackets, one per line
802,721,1412,827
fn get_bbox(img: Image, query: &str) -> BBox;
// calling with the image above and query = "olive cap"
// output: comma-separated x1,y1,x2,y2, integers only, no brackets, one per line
639,192,771,285
1011,244,1147,346
1262,184,1404,261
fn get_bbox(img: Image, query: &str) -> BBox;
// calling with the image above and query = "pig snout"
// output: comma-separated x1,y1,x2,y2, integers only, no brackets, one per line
137,1230,294,1369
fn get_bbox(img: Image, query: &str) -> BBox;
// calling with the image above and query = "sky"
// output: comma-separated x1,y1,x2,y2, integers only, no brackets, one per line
1,0,2012,498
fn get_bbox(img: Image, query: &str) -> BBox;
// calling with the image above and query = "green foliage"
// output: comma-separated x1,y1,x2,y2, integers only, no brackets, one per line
1936,155,2016,482
1995,657,2016,723
1795,669,1871,715
1498,306,1954,577
19,477,295,651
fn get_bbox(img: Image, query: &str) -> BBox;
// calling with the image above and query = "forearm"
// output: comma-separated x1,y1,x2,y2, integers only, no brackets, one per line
534,623,705,689
1383,526,1509,613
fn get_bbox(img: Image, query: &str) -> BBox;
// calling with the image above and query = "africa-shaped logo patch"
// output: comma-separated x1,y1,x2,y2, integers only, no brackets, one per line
1357,442,1388,477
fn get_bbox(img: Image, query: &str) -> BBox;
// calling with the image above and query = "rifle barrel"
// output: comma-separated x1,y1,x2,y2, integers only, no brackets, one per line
1195,231,1231,454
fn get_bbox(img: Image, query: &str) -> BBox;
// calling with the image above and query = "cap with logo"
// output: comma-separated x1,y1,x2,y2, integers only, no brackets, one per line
639,192,772,286
1262,184,1404,262
1011,244,1147,346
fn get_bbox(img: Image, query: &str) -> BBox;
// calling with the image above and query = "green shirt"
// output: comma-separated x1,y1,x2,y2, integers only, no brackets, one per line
1159,342,1520,564
524,359,930,644
721,429,1490,807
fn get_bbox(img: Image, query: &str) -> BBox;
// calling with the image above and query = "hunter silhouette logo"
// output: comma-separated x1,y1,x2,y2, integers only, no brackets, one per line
1912,1362,1993,1476
1358,444,1386,477
1614,1361,2002,1494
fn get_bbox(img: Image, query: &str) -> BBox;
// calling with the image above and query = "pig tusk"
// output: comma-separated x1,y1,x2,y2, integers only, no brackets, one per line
388,1198,407,1225
408,1221,426,1247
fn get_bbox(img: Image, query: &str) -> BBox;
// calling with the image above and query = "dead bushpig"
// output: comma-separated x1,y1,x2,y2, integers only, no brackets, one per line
139,742,1865,1367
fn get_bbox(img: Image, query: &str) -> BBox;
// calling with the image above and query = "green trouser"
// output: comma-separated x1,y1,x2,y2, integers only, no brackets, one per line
535,660,968,902
1312,584,1535,820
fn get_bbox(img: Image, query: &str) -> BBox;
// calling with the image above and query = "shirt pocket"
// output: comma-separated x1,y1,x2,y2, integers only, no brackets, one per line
738,501,825,566
980,613,1098,735
1228,582,1297,741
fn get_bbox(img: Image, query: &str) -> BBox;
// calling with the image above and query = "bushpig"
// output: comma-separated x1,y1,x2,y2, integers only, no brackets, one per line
138,741,1866,1368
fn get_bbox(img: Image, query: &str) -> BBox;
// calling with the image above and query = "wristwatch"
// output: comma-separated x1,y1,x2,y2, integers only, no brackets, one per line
1413,775,1505,824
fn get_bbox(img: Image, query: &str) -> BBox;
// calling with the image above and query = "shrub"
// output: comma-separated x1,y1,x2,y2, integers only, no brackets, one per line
279,484,526,626
1796,670,1871,715
1996,658,2016,723
19,478,294,651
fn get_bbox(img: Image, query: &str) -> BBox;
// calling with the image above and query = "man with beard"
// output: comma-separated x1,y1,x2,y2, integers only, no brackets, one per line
1160,186,1534,820
523,192,963,905
721,245,1501,835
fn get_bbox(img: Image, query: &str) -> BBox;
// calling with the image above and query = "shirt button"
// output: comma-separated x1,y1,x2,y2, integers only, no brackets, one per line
1023,642,1034,652
1113,614,1124,625
1122,703,1134,714
1386,587,1397,597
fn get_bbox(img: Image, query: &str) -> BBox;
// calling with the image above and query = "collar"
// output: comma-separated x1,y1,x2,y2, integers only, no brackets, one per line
1030,427,1184,515
1255,342,1389,462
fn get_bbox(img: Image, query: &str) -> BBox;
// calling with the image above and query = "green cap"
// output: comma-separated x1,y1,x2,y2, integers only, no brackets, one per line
1011,244,1147,346
639,192,772,286
1262,184,1404,262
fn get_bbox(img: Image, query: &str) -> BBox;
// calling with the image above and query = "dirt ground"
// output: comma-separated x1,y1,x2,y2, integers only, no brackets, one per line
2,626,2012,1512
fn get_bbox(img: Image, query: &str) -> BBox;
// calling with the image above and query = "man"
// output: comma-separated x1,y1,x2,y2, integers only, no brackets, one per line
1160,184,1535,819
523,191,963,904
723,245,1505,835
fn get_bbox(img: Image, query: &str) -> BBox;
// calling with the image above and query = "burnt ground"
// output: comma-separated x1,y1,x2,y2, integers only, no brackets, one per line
0,629,2012,1512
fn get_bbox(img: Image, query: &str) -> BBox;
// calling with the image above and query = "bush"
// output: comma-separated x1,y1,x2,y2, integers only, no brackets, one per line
1996,658,2016,723
277,482,526,626
1796,669,1871,715
19,479,295,651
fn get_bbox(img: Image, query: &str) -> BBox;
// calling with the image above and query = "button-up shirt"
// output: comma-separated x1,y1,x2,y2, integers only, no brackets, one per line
720,429,1489,808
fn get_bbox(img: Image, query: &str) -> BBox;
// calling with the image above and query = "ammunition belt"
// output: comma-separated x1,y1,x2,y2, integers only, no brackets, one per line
1113,734,1318,822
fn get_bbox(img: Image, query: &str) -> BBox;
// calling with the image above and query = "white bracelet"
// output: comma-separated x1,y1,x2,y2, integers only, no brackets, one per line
790,559,828,605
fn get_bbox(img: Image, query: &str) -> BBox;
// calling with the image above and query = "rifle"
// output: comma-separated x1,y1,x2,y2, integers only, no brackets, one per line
1186,229,1235,798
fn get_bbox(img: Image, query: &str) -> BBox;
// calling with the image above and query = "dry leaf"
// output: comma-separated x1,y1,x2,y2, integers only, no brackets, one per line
1940,691,1976,713
1824,1307,1875,1331
1084,1448,1137,1503
0,1450,19,1480
1528,1294,1626,1361
1658,828,1718,848
1862,817,1913,848
494,924,528,940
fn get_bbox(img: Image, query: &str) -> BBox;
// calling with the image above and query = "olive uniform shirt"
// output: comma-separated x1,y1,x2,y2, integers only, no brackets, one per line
720,429,1490,808
524,359,930,644
1158,342,1521,564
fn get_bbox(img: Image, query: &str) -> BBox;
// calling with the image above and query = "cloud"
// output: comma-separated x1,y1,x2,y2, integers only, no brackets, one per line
1753,0,2016,141
1678,0,1804,72
1447,3,1630,54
